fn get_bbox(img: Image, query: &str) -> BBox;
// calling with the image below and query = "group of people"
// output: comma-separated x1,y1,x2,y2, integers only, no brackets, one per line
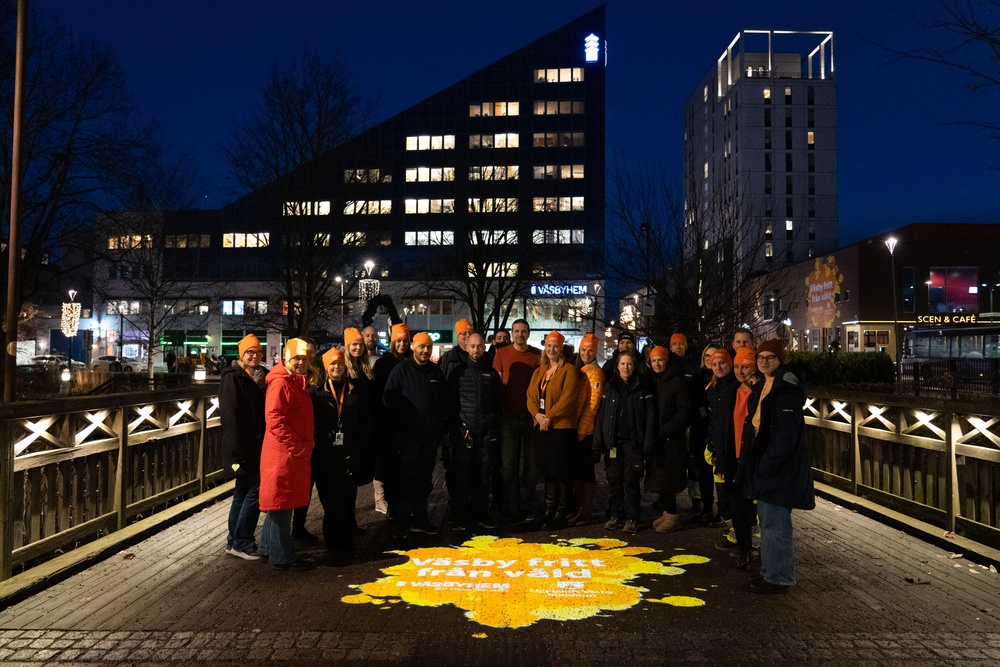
218,320,815,594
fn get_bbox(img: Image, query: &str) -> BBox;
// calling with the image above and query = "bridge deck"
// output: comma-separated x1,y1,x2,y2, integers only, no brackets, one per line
0,465,999,666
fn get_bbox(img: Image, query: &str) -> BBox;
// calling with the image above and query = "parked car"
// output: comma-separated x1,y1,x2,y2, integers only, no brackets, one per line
31,355,85,371
91,355,140,372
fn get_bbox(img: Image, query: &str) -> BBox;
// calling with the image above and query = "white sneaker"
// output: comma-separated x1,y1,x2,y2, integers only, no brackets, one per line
227,547,262,561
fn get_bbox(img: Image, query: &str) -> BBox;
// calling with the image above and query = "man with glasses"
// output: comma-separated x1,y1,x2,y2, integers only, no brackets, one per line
739,338,815,594
219,334,267,559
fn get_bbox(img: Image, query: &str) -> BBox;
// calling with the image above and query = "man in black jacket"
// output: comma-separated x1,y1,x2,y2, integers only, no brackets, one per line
383,332,448,538
219,334,266,560
447,333,502,530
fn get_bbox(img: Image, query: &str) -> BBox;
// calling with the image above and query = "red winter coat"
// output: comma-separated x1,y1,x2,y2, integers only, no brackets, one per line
259,363,315,511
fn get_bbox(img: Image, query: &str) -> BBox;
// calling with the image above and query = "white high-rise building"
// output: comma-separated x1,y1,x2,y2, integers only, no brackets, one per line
683,30,838,271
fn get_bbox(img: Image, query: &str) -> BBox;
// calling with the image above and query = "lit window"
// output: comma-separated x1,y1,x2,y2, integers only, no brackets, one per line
404,199,456,214
763,88,771,102
785,220,794,232
533,100,585,115
532,197,583,212
404,231,454,246
314,233,330,246
222,233,269,248
532,229,585,244
533,164,584,179
343,200,391,215
534,68,584,83
703,162,709,179
405,167,455,182
343,232,366,246
468,198,518,213
765,241,773,260
469,262,517,278
469,102,520,117
283,201,331,216
405,134,455,150
107,235,152,250
469,165,519,180
469,230,518,245
807,131,815,148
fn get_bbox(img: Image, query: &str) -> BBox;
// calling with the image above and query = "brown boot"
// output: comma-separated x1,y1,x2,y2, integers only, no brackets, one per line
651,511,670,530
566,481,585,525
654,512,679,533
572,482,597,526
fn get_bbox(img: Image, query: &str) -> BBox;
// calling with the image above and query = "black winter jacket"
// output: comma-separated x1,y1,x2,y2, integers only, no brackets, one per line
706,372,740,479
593,375,657,457
738,367,816,510
438,345,470,384
647,363,693,493
218,364,265,473
383,358,448,435
310,378,364,480
450,356,502,435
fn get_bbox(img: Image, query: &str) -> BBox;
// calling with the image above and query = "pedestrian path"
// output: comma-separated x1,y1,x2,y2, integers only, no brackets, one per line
0,466,998,666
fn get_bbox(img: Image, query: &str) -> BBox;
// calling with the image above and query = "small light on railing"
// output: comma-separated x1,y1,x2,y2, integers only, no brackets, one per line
194,365,207,383
60,369,71,383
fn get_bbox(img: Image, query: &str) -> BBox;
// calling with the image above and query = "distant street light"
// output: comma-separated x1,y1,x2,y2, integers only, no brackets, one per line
885,237,899,381
335,276,344,335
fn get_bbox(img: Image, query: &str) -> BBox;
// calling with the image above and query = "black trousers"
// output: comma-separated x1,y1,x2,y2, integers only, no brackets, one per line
393,431,441,524
604,442,643,520
446,431,493,523
312,445,357,552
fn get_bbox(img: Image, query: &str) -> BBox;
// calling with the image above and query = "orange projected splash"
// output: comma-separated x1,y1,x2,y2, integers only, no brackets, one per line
342,535,708,629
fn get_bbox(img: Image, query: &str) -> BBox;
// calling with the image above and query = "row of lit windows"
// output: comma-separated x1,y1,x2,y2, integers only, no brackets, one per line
469,102,519,117
164,234,211,248
470,133,520,148
406,135,456,151
108,235,152,250
343,169,389,183
532,196,584,212
534,68,584,83
468,197,518,213
534,100,584,115
405,199,456,214
533,229,585,244
405,231,454,246
405,167,455,182
344,200,392,215
532,132,584,148
401,229,584,246
284,201,331,216
222,233,270,248
470,230,518,245
469,165,519,180
222,299,268,316
535,164,584,179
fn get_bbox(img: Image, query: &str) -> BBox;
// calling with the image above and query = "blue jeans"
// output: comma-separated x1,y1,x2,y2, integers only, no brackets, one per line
227,472,260,552
500,414,538,515
757,500,796,586
259,509,297,566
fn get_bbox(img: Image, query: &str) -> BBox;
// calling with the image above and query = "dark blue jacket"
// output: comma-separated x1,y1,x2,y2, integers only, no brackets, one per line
706,372,740,479
383,358,448,435
738,367,816,510
593,375,658,457
450,356,502,435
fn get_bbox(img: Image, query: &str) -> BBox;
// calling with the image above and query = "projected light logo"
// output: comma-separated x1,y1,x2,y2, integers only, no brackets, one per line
343,536,709,629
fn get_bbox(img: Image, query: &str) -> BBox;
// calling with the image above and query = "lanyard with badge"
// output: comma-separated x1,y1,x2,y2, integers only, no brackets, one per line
326,378,346,446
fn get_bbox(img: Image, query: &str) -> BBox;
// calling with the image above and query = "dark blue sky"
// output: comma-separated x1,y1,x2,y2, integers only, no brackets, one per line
42,0,999,247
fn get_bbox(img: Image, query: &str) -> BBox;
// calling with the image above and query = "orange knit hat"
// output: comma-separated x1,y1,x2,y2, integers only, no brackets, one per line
412,332,433,346
454,318,474,335
391,323,410,341
734,346,757,368
649,345,670,361
545,330,565,347
579,333,599,350
322,347,345,369
670,333,688,346
238,334,261,357
343,328,363,347
710,348,732,366
284,338,310,362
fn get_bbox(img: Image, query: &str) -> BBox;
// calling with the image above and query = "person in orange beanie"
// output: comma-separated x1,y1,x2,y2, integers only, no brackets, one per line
370,322,412,515
569,333,604,526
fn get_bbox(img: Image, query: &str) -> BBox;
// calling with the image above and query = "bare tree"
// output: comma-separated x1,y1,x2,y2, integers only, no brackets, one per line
220,48,382,338
221,48,377,195
1,1,162,380
607,152,798,345
92,150,215,381
881,1,1000,141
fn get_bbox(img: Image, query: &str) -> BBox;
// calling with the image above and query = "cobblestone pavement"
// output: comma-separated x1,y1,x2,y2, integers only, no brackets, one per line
1,465,998,666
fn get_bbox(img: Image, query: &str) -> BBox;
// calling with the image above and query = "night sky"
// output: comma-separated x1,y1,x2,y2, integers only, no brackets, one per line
37,0,1000,247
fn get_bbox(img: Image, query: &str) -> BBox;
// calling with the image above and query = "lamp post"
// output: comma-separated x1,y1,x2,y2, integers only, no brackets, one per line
885,237,899,381
335,276,343,335
982,282,1000,323
591,282,602,333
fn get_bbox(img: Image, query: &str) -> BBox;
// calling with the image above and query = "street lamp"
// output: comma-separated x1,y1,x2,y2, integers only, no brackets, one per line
335,276,343,334
981,282,1000,322
885,237,899,381
61,289,80,367
591,282,602,333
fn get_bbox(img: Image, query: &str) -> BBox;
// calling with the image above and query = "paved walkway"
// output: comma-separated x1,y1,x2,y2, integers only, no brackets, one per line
0,465,998,666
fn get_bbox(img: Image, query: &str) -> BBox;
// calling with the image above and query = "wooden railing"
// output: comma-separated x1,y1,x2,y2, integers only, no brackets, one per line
806,390,1000,549
0,386,223,580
